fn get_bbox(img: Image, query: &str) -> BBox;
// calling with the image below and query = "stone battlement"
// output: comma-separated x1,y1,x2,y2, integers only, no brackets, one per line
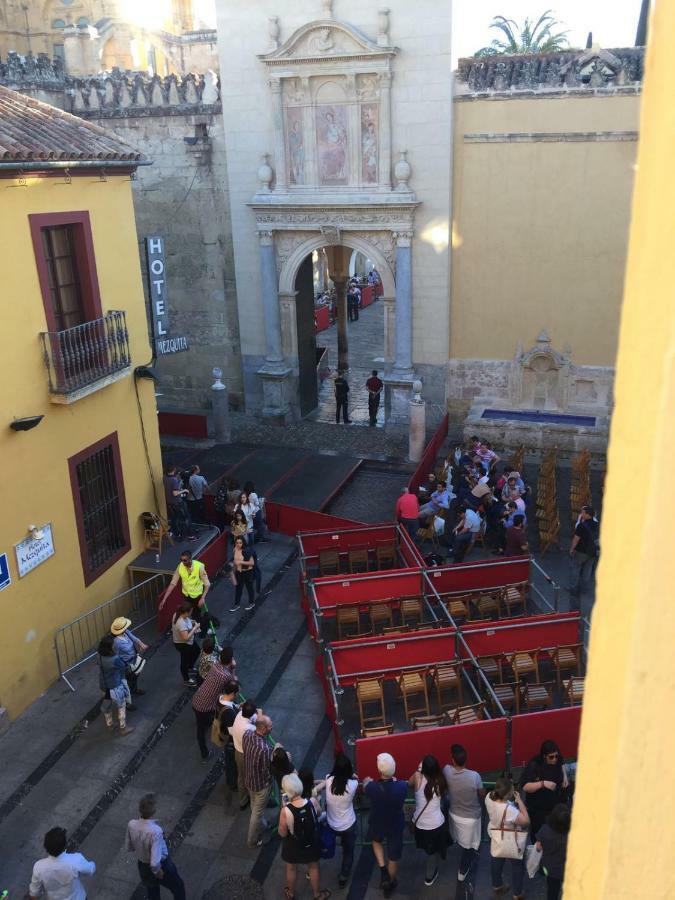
456,46,644,97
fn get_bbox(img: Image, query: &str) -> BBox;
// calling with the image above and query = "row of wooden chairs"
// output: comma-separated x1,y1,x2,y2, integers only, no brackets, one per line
336,596,425,639
361,704,487,738
441,582,528,621
537,449,560,555
476,645,584,713
317,543,397,576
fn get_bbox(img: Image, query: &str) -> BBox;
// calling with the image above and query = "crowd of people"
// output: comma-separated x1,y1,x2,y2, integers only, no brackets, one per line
28,734,572,900
315,269,382,327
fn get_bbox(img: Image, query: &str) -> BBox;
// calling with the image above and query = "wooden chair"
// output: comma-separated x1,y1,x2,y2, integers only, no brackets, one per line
348,546,369,574
376,544,397,570
507,649,541,684
370,602,394,632
361,724,395,738
336,604,362,640
398,670,431,721
563,676,585,706
416,521,439,550
142,512,174,555
318,548,340,576
520,681,554,712
550,643,583,688
356,678,386,731
432,663,463,710
443,593,472,622
489,682,517,715
382,624,410,635
400,596,423,627
473,590,501,620
502,582,527,617
446,702,486,724
475,655,504,683
411,714,445,730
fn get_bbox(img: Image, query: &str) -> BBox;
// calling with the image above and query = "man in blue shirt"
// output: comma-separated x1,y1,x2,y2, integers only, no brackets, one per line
363,753,408,898
126,794,186,899
419,480,450,520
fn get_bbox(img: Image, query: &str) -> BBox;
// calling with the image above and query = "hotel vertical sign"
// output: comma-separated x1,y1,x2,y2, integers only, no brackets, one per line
145,235,189,355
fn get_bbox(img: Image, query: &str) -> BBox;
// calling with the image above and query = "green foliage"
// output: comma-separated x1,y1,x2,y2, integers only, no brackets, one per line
474,10,570,57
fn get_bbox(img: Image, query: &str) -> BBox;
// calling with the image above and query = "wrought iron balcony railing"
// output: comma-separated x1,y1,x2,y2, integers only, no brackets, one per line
40,310,131,396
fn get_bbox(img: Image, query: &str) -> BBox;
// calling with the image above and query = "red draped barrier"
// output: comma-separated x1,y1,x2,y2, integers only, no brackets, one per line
408,414,449,494
426,557,531,595
356,718,508,779
315,306,330,332
360,285,374,307
266,502,361,538
312,568,426,613
511,706,583,767
156,531,229,632
158,411,208,439
458,613,580,659
330,629,458,685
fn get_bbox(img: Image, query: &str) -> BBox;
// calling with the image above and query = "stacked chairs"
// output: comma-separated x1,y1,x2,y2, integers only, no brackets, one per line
570,449,592,524
510,444,525,474
536,449,560,555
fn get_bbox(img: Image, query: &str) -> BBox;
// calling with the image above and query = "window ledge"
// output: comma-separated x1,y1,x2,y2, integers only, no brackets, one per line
48,366,131,405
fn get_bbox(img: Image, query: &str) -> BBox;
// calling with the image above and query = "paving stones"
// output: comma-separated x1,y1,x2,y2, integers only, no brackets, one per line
202,874,265,900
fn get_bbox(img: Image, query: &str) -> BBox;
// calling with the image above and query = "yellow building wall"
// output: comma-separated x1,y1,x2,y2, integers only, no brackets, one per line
0,173,163,719
564,5,675,896
451,94,641,367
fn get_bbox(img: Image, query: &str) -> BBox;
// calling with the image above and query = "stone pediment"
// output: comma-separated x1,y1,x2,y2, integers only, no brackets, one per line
259,20,396,66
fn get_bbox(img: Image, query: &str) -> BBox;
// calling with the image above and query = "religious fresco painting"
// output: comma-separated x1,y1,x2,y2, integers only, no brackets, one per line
316,104,349,185
285,106,305,185
361,103,379,184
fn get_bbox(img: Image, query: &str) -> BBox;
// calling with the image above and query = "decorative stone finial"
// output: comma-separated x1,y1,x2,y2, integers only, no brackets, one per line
412,379,423,402
377,8,390,46
258,154,274,193
394,150,411,191
322,0,334,18
536,329,551,344
268,16,280,49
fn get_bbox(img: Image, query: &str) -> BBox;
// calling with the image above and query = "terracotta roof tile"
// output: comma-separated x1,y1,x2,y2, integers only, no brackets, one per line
0,85,145,167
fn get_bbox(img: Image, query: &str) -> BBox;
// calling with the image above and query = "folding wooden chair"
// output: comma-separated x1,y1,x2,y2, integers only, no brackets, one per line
348,546,369,574
520,681,554,712
142,512,174,555
550,643,583,688
431,663,463,710
415,521,439,550
475,655,503,683
361,724,394,738
356,678,386,731
398,670,431,721
318,548,340,576
382,624,410,635
489,682,517,715
502,582,527,617
446,702,486,724
400,596,423,627
563,676,585,706
376,544,397,570
442,593,471,622
507,649,541,684
370,602,394,633
336,604,362,640
473,590,501,620
411,714,445,730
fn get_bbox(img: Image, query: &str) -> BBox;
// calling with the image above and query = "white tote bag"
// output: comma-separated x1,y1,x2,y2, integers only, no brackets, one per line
489,807,528,860
526,843,543,878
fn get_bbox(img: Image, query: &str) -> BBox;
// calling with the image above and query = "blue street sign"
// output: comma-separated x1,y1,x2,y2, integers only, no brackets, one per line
0,553,11,591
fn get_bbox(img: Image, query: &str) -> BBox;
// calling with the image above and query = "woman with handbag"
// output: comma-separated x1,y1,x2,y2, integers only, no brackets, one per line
98,634,134,737
485,776,530,899
171,601,201,686
520,741,569,838
408,755,449,887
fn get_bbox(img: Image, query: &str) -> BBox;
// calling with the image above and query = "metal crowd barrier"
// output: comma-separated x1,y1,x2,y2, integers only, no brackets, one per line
54,572,170,691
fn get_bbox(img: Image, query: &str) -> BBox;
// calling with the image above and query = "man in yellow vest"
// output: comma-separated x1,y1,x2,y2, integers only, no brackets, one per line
159,550,211,628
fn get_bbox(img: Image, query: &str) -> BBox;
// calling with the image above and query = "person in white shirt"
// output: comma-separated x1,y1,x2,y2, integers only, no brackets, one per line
450,505,483,562
29,827,95,900
243,481,270,542
443,744,485,895
318,753,359,887
231,699,258,809
407,756,449,887
187,465,210,524
485,777,530,899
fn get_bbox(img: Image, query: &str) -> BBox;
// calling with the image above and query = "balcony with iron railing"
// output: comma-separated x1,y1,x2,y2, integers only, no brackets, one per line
40,310,132,403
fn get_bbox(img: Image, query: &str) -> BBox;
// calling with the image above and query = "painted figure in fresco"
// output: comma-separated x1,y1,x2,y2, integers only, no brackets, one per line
289,118,305,184
362,119,378,183
320,110,347,181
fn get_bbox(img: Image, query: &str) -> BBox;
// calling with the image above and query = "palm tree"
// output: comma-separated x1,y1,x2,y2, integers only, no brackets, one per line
474,10,571,57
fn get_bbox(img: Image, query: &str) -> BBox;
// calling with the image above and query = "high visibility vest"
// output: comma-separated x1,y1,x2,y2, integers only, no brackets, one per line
178,561,205,598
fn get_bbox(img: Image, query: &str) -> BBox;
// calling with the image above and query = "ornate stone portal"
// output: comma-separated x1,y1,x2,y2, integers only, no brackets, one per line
249,13,420,421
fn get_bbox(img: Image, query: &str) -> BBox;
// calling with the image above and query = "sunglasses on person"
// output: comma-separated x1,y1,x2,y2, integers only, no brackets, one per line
546,752,560,760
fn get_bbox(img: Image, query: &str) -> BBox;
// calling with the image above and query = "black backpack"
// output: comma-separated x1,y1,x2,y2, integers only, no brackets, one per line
291,801,318,850
582,520,601,557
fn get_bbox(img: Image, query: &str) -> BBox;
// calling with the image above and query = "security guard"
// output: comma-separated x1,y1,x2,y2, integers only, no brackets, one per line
159,550,210,629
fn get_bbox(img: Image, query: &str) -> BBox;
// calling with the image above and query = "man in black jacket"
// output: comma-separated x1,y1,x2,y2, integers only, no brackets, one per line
569,505,599,610
334,374,350,423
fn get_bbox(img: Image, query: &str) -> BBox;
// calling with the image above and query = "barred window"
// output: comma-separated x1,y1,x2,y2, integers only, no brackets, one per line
69,434,130,584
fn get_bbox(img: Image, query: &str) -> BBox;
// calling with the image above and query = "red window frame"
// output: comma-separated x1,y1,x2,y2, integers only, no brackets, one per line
29,211,103,333
68,432,131,586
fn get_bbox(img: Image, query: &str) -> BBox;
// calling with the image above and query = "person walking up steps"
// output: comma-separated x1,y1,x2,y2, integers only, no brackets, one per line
159,550,212,633
126,794,186,899
28,827,95,899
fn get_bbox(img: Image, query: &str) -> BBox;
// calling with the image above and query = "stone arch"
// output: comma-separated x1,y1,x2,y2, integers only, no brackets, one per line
278,232,395,297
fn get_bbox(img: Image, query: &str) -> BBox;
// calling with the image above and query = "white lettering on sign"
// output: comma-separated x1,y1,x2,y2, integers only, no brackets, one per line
487,630,495,636
15,524,55,577
433,571,441,578
146,235,188,353
331,535,339,540
148,237,162,254
386,643,396,650
342,582,350,587
156,336,190,355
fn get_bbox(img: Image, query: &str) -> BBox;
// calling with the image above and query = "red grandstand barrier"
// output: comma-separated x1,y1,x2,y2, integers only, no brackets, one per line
298,523,399,560
356,717,508,779
156,530,229,632
510,706,583,767
426,556,531,595
311,568,426,614
408,413,448,495
158,411,208,439
329,629,458,686
266,502,361,538
458,613,580,659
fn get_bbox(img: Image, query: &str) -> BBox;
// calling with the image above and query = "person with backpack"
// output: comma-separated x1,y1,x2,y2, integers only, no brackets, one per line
569,505,600,610
278,772,330,900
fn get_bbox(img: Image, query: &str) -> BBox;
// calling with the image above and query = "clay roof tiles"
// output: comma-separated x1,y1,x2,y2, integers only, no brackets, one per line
0,84,144,167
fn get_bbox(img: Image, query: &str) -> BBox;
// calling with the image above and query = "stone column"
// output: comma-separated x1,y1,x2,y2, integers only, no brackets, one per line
270,78,288,191
409,381,426,462
211,368,231,443
257,231,292,421
393,231,413,374
325,246,350,374
379,71,393,189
